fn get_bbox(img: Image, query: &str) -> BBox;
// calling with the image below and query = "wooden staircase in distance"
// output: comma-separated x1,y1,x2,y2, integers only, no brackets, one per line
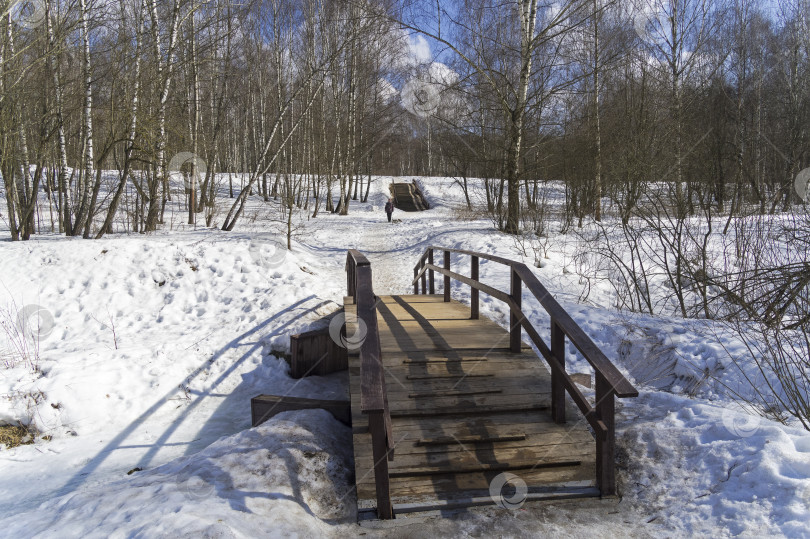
391,182,429,212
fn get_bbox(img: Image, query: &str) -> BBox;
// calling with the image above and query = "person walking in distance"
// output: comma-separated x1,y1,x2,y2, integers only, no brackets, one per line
385,198,394,223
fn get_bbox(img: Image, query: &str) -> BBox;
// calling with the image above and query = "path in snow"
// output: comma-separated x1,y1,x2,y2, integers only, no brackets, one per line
360,219,410,295
338,180,429,295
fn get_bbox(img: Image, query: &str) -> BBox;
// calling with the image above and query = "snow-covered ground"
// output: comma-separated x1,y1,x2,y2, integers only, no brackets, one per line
0,176,808,537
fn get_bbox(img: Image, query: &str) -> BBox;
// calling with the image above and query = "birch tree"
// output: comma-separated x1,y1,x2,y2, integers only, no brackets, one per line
399,0,589,233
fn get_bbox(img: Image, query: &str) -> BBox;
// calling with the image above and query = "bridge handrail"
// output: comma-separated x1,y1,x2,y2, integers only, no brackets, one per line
345,249,393,519
411,246,638,496
412,246,637,397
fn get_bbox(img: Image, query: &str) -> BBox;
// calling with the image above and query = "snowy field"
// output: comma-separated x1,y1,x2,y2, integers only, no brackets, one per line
1,176,809,537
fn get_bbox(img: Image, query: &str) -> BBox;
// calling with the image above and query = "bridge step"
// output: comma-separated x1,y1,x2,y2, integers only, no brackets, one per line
358,487,601,522
416,433,526,445
356,465,596,513
388,460,584,478
354,414,594,462
407,388,503,398
356,441,590,475
388,403,550,418
404,373,494,380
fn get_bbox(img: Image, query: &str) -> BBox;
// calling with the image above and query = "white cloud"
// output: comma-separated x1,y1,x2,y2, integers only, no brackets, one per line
407,34,432,65
427,62,458,86
400,62,464,121
388,30,433,71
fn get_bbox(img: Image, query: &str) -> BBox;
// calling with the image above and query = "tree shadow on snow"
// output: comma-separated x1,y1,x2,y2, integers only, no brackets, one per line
177,424,353,524
57,295,337,501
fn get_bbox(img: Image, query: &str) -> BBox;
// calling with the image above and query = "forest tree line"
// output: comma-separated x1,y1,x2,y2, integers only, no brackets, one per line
0,0,808,241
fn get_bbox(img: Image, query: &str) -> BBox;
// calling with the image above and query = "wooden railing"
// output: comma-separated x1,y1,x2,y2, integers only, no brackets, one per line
412,246,638,496
345,250,394,519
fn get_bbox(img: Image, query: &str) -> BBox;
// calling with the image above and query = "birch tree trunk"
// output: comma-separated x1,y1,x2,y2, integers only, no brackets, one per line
146,0,181,232
592,0,602,222
71,0,95,236
97,0,146,238
2,13,21,241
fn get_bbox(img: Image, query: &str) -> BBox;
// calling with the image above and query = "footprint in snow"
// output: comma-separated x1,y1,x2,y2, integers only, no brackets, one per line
151,270,166,286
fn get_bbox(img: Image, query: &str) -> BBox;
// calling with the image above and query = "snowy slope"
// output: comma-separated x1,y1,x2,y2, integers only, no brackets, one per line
0,176,808,537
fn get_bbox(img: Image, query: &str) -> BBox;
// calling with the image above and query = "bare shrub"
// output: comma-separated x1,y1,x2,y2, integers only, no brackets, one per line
0,301,52,374
573,186,810,429
722,321,810,429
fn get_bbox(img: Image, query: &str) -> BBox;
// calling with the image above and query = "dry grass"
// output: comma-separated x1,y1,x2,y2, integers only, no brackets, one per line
0,423,36,449
450,203,489,221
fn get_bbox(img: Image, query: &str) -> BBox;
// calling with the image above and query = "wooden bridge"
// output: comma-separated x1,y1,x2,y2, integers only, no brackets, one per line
344,248,638,521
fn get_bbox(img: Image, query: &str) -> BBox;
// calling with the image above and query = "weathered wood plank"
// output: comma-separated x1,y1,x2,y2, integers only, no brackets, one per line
386,403,550,418
347,252,393,519
380,373,548,392
416,434,526,446
356,463,596,501
355,436,595,466
352,391,551,413
376,302,472,322
355,421,587,450
251,395,351,426
377,294,447,304
363,372,548,394
379,487,600,516
370,408,583,431
289,325,348,379
389,458,585,478
404,373,494,380
407,388,503,398
381,366,547,380
394,354,540,365
377,326,530,353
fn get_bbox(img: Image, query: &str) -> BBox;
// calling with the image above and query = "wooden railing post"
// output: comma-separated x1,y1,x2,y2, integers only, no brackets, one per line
551,319,565,423
347,260,355,300
470,255,479,319
510,269,521,352
369,411,393,519
421,261,427,294
428,248,435,295
595,373,616,496
352,252,394,519
413,267,418,294
443,251,451,302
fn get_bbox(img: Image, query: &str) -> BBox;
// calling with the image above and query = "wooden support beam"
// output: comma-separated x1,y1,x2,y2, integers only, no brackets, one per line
289,326,348,379
443,251,451,302
471,255,479,319
428,249,435,294
551,319,566,423
595,373,616,496
368,411,394,519
251,395,351,427
510,269,522,352
347,264,354,299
